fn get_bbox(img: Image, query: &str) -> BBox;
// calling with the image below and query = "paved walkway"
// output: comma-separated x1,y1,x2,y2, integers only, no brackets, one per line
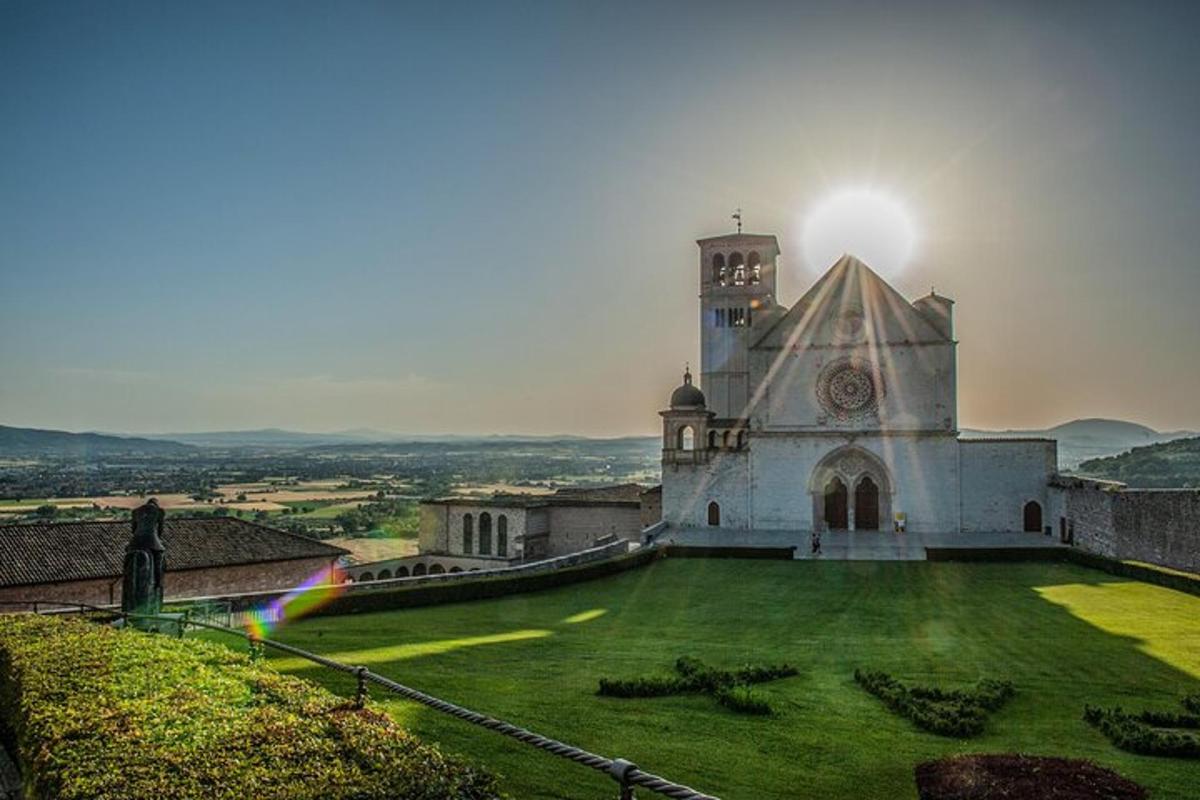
657,527,1063,561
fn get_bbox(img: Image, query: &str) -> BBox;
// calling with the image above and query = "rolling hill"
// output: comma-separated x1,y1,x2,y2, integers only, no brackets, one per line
1074,436,1200,488
0,425,195,457
961,418,1194,468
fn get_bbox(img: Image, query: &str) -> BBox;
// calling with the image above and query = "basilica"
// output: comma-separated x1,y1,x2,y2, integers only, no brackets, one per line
659,232,1057,534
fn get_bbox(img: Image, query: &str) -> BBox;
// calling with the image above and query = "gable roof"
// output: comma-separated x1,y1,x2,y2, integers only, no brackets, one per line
0,518,348,588
751,254,951,350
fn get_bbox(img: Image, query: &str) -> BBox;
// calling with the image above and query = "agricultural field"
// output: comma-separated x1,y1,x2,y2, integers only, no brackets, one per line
237,559,1200,800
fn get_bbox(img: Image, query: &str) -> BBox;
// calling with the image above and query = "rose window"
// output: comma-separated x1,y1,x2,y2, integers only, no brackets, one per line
816,358,884,420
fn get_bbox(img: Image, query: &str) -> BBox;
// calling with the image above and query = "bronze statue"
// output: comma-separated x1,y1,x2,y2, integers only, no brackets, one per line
122,499,166,624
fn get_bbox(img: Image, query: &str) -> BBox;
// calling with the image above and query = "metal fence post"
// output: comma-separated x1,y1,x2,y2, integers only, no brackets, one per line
609,758,636,800
355,666,369,709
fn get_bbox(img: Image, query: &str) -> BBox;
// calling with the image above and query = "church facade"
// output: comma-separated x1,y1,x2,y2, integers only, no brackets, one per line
660,232,1056,535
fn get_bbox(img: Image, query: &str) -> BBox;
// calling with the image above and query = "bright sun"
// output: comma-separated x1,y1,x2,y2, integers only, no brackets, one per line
801,188,917,276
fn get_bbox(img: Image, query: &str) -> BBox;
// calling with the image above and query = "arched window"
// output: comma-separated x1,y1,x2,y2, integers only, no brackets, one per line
678,425,695,451
711,253,726,284
429,563,445,575
450,566,463,573
729,251,746,285
479,512,492,555
707,501,721,526
413,563,427,576
359,571,374,582
748,251,762,284
708,430,718,449
497,515,508,557
377,569,392,580
396,566,409,577
463,513,474,554
1023,501,1043,533
722,430,732,448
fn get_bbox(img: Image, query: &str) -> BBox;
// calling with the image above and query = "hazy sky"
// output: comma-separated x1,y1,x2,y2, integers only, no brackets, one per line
2,0,1198,436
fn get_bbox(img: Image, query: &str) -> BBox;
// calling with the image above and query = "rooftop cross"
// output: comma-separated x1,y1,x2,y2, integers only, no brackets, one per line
732,207,742,234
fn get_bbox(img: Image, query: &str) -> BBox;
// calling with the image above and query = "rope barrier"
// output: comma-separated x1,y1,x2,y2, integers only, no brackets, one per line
0,600,720,800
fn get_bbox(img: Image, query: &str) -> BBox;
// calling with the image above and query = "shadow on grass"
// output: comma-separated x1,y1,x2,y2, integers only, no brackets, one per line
259,559,1200,800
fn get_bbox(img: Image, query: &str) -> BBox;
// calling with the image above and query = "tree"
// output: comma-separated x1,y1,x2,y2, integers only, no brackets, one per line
34,504,57,520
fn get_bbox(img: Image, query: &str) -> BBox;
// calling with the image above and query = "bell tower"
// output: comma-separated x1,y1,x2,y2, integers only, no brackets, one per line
697,230,780,419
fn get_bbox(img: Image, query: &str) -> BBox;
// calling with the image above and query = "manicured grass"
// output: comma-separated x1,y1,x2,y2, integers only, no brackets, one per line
223,560,1200,800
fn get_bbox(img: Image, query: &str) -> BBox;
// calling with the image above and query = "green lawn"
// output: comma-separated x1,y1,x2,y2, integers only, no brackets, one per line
230,560,1200,800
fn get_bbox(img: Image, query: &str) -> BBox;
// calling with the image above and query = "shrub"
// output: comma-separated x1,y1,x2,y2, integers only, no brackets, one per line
854,669,1014,738
914,754,1147,800
0,614,500,799
714,685,773,716
597,656,796,715
1183,694,1200,715
1084,704,1200,758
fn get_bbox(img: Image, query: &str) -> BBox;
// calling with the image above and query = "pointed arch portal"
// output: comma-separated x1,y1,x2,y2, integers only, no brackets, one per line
810,445,893,532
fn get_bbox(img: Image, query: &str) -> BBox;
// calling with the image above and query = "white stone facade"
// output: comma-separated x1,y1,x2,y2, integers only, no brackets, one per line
661,236,1057,535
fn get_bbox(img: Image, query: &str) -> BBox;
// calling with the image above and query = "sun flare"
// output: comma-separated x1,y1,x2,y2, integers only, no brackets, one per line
801,188,917,276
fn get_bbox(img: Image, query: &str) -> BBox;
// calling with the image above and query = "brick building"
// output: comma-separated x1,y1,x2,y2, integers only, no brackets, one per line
0,517,347,610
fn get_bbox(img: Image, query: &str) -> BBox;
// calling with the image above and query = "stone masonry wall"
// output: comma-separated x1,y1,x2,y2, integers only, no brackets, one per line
1053,479,1200,573
0,556,341,610
546,505,643,556
1114,490,1200,573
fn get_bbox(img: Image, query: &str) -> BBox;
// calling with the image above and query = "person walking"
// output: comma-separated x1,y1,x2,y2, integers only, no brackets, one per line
811,529,822,557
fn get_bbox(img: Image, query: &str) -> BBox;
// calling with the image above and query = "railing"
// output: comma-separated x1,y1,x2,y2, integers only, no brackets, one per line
0,599,719,800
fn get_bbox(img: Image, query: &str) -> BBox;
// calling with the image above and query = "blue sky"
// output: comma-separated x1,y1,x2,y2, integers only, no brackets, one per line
2,0,1198,435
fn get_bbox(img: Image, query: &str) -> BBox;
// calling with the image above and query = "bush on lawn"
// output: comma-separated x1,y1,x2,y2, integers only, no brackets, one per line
914,754,1147,800
1184,693,1200,715
598,656,796,715
1084,704,1200,758
714,685,773,716
854,669,1014,738
0,614,501,800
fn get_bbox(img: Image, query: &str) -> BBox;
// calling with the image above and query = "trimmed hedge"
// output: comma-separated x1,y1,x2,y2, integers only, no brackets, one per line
598,656,797,715
1084,703,1200,758
0,614,500,800
662,545,797,560
854,669,1014,737
924,547,1200,598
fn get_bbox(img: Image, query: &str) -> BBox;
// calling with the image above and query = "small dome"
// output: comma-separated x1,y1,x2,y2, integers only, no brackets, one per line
670,368,706,409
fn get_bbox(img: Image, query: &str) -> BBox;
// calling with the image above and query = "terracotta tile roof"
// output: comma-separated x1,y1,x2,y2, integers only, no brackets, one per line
0,518,348,588
422,483,653,509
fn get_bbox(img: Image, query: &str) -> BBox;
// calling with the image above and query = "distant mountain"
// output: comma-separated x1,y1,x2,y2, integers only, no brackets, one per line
142,428,385,448
0,425,195,457
143,429,601,448
1075,436,1200,488
960,418,1195,469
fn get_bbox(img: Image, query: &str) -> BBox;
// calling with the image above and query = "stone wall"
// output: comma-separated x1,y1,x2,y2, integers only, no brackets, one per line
1114,490,1200,572
661,450,750,529
546,505,644,556
1051,478,1200,573
960,439,1057,533
0,556,341,610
